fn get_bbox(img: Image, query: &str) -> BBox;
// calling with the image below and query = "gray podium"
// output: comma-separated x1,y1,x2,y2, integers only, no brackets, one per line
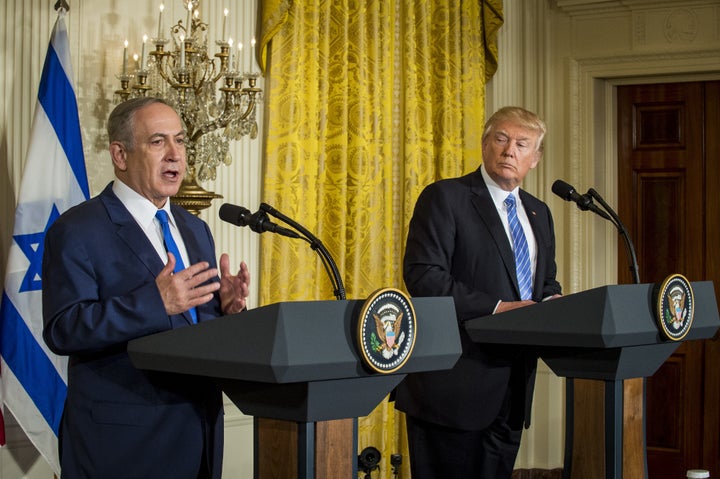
128,297,461,478
464,281,720,479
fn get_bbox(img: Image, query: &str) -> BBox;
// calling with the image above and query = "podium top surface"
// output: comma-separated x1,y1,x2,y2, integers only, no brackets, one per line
128,296,461,384
465,281,720,348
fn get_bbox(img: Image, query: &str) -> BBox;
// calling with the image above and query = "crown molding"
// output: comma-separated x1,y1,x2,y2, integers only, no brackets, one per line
554,0,716,16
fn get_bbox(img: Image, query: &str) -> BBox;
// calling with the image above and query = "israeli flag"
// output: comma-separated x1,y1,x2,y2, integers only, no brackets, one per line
0,11,89,475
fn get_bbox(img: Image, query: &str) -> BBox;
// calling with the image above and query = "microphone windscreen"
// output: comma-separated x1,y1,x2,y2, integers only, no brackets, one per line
551,179,575,201
219,203,252,226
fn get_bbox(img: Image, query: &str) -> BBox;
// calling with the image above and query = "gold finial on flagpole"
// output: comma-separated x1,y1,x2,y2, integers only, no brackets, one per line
54,0,70,12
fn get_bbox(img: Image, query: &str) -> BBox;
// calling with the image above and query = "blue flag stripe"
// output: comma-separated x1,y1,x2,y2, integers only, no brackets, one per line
38,42,90,200
0,292,66,434
0,15,87,473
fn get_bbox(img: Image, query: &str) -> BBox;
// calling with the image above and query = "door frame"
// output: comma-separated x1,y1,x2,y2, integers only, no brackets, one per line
564,51,720,293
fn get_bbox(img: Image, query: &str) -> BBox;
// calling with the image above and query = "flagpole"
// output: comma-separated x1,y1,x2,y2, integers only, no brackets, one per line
54,4,71,477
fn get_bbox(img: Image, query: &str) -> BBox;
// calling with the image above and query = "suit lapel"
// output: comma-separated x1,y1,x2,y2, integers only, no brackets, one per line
520,190,549,300
100,185,165,276
469,173,520,296
171,205,202,265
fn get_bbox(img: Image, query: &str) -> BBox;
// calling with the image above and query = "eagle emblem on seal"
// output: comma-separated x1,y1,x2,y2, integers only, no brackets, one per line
357,287,416,373
665,285,688,331
373,308,405,359
655,274,694,341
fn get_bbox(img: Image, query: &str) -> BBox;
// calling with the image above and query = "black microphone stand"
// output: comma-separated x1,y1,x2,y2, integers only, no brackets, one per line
259,203,347,300
557,184,642,479
586,188,640,284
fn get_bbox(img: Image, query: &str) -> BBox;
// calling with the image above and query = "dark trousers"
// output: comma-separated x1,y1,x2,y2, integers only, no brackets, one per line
405,394,523,479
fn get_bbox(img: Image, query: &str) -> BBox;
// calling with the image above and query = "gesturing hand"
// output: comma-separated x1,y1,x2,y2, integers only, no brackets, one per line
156,253,220,316
219,254,250,315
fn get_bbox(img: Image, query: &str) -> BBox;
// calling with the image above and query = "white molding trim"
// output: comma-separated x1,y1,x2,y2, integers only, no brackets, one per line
555,0,718,16
569,49,720,291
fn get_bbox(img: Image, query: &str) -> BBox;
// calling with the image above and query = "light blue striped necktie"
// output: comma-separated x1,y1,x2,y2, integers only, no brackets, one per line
156,209,197,323
504,194,533,300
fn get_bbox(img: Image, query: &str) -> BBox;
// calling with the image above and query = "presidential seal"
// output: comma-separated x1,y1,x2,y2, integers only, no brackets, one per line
357,288,416,373
655,274,694,341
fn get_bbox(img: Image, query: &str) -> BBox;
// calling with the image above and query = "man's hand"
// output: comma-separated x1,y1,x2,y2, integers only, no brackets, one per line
495,300,536,314
219,254,250,315
156,253,220,315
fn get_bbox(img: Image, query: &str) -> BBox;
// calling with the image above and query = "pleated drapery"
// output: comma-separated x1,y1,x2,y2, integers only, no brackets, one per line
258,1,503,475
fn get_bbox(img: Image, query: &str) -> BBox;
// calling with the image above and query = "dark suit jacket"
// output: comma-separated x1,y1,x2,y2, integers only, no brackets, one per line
395,168,561,431
43,183,224,479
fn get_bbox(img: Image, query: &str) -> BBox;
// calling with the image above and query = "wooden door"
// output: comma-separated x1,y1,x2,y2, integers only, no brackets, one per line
617,81,720,478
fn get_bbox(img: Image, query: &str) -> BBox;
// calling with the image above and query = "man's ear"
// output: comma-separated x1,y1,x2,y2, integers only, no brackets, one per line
109,142,127,171
530,150,542,169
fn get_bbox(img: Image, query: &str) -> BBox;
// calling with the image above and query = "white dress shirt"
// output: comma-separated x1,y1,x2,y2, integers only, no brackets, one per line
112,179,192,269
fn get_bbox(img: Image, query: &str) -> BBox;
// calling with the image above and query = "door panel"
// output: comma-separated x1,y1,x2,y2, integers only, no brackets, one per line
617,81,720,478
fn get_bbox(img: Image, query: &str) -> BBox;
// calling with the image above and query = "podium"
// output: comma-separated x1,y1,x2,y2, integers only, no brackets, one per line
464,281,720,479
128,297,461,478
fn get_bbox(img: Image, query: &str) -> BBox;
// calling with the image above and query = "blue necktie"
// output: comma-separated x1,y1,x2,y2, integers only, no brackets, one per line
156,209,197,323
504,194,533,300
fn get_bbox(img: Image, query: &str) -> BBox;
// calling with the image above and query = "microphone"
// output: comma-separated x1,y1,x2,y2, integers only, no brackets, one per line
218,203,300,239
551,180,640,284
218,203,253,226
552,179,593,210
551,179,611,220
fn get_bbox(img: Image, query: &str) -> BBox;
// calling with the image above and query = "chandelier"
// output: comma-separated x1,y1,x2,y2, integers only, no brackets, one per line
115,0,262,214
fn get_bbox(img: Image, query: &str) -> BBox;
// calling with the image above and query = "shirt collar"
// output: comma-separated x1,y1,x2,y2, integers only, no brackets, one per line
112,179,173,228
480,164,521,210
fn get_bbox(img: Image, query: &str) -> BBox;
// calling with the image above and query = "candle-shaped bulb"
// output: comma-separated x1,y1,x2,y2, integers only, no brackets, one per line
157,4,164,38
228,38,233,71
236,42,243,72
122,39,129,75
180,35,186,68
141,35,148,70
251,37,256,69
186,1,192,36
222,8,229,42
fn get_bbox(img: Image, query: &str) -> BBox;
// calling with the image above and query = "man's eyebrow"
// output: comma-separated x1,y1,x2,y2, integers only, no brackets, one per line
148,131,186,140
495,130,532,142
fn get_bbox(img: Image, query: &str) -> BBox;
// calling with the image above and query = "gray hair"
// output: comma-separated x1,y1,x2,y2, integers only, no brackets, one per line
107,97,173,151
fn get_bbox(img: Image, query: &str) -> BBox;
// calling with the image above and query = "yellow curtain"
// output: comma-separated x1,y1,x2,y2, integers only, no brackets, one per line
258,1,502,476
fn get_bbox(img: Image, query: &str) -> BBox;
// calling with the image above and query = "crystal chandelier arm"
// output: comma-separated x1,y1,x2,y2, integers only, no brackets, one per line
188,122,221,143
232,96,259,122
210,63,228,84
194,57,219,91
153,52,186,89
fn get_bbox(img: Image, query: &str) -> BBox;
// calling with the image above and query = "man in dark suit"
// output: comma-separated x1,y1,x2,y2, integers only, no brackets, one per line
395,106,562,478
42,97,250,479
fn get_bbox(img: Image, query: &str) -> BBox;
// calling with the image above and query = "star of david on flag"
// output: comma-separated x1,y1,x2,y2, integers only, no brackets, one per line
0,9,89,475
